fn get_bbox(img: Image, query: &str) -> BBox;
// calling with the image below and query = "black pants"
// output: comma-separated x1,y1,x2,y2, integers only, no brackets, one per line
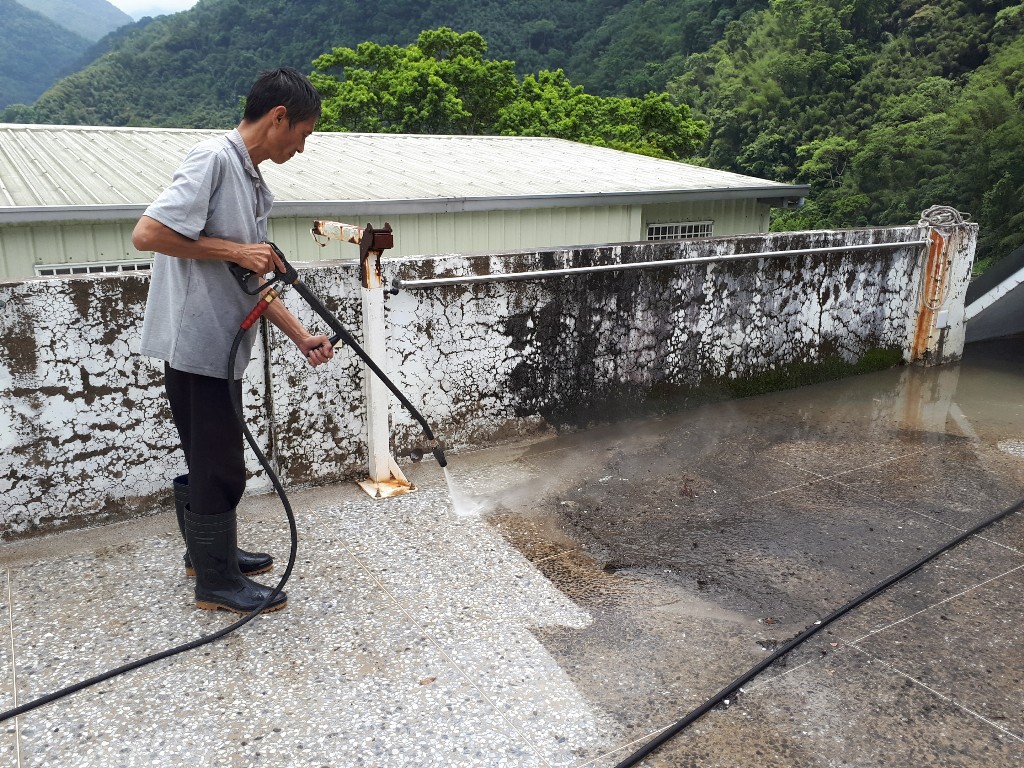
164,363,246,516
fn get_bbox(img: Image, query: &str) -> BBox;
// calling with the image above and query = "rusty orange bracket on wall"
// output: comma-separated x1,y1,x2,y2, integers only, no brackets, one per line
910,229,949,362
310,220,394,289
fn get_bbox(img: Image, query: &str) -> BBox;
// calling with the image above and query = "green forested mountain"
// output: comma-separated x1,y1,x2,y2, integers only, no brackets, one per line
566,0,767,96
668,0,1024,268
1,0,764,126
18,0,132,42
2,0,623,126
2,0,1022,268
0,0,92,109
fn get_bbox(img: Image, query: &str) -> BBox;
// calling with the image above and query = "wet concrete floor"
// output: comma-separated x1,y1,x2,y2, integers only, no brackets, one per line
476,333,1024,766
1,334,1022,766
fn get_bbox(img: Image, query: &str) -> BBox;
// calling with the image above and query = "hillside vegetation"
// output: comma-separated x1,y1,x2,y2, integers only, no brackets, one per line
2,0,1022,268
0,0,92,109
668,0,1024,267
2,0,631,126
18,0,132,42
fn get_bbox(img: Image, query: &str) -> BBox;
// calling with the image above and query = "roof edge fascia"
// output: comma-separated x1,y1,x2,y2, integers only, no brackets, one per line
0,186,810,224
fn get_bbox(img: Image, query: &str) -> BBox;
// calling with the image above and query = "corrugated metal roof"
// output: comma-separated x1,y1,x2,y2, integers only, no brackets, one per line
0,124,807,222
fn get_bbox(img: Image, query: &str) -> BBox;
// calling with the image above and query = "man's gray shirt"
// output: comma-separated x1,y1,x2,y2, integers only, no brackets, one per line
140,129,273,379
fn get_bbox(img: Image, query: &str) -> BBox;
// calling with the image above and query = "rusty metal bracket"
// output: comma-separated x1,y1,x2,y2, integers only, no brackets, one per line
358,222,394,290
311,219,394,290
910,229,950,362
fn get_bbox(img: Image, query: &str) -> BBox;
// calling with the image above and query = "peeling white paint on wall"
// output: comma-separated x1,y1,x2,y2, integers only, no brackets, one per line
384,226,973,453
0,225,975,538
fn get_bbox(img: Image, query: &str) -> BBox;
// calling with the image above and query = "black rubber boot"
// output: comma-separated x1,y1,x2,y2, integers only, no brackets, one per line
184,509,287,614
173,475,273,577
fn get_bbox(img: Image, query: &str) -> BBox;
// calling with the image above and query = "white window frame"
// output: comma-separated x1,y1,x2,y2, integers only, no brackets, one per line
34,259,153,277
646,221,714,241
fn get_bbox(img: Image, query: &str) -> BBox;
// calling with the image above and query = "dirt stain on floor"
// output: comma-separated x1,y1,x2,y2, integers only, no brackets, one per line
482,335,1024,764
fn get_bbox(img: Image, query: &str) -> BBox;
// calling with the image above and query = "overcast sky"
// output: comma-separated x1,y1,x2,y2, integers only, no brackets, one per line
108,0,199,19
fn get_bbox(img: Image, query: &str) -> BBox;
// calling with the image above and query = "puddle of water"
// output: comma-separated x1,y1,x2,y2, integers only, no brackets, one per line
649,593,763,627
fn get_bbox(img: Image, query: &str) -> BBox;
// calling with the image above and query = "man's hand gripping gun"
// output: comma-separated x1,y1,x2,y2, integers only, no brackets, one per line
227,227,447,468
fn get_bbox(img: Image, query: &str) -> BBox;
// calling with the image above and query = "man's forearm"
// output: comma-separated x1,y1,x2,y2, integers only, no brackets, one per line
131,216,238,261
131,216,279,275
263,299,312,346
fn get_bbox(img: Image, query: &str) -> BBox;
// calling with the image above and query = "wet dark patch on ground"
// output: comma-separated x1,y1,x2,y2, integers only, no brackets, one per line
485,335,1024,764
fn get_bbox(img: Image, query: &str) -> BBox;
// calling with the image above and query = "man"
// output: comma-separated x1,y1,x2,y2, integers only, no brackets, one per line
132,67,333,615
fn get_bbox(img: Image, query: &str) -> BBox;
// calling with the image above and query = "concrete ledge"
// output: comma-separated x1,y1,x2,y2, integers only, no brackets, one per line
0,227,971,537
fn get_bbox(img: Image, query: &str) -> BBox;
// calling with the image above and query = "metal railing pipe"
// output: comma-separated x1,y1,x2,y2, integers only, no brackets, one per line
393,240,930,290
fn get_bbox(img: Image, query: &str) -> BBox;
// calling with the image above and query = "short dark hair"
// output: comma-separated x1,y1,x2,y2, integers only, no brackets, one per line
243,67,322,125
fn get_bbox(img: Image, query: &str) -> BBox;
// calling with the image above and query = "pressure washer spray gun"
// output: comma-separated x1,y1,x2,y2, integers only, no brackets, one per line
226,226,447,469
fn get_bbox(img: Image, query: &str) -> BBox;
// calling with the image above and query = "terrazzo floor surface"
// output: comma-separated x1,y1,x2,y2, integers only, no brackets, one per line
1,335,1022,767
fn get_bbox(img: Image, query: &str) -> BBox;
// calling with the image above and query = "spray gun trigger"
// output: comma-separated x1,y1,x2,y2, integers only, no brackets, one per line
228,262,255,287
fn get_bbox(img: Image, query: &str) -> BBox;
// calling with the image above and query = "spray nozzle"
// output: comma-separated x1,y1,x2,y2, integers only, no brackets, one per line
431,442,448,468
408,442,447,467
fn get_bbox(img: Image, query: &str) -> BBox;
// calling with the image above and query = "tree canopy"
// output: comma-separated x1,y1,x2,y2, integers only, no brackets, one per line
311,28,708,160
669,0,1024,269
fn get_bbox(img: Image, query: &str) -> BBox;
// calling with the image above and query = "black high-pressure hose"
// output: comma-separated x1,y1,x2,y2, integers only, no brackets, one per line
0,254,446,724
613,495,1024,767
4,253,1017,747
0,329,285,724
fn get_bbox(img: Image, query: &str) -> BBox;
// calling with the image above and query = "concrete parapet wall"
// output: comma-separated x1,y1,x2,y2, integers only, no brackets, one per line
0,263,367,538
383,227,948,452
0,225,974,538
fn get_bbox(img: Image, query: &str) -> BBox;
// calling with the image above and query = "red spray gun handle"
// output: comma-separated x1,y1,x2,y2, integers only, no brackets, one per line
233,243,344,341
262,244,346,345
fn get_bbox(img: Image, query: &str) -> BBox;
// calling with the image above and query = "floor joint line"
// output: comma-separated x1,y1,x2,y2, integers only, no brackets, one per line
848,643,1024,744
846,562,1024,644
6,569,21,768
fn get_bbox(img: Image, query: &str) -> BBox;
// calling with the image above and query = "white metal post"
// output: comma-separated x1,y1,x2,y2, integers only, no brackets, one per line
361,282,391,482
310,220,412,498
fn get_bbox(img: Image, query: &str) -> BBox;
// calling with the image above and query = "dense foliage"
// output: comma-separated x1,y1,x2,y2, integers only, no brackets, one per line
0,0,92,109
668,0,1024,268
311,29,708,160
2,0,1022,268
566,0,767,96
